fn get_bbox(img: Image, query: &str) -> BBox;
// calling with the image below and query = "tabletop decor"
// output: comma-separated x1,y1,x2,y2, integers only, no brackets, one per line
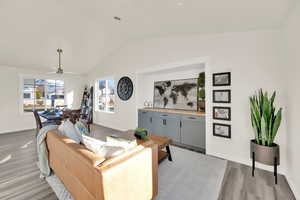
134,128,148,140
117,76,134,101
249,89,282,184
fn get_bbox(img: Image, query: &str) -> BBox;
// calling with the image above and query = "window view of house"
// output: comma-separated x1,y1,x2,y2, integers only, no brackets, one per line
97,79,115,113
23,79,65,112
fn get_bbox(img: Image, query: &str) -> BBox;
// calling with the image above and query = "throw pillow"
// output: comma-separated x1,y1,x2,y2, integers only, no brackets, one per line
58,120,82,144
82,135,125,159
82,135,106,153
75,121,89,136
97,145,125,159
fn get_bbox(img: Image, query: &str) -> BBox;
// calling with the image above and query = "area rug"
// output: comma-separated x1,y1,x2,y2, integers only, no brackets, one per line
46,175,73,200
157,146,227,200
46,146,227,200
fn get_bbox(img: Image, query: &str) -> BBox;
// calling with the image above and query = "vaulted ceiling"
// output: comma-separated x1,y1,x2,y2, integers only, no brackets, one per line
0,0,295,74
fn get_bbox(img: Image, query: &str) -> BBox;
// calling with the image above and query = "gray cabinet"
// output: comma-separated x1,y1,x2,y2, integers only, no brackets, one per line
138,109,206,150
159,113,181,142
181,115,205,149
138,110,153,132
151,112,163,136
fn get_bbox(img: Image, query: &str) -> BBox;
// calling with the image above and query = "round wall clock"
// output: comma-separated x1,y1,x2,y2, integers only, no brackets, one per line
117,76,134,101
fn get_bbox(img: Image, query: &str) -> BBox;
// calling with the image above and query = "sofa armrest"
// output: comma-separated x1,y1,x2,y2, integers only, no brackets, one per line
96,141,158,200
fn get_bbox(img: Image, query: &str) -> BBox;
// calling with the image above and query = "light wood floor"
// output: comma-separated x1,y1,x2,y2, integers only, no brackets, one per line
0,125,295,200
218,161,295,200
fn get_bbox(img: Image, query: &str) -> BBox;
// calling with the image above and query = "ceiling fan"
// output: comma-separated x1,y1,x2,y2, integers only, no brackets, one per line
47,49,77,75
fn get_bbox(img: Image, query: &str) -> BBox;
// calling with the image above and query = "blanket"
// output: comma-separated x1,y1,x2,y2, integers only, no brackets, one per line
36,125,59,178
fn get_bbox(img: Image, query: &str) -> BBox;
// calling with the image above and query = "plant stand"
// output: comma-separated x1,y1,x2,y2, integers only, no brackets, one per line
250,140,280,184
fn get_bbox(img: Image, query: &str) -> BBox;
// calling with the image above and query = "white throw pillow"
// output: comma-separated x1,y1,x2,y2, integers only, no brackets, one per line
82,135,125,159
82,135,106,153
58,120,82,144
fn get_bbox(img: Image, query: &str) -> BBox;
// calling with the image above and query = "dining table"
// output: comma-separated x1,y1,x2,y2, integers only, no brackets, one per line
39,110,64,124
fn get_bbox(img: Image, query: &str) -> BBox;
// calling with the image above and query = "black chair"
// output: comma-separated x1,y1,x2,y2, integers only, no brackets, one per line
33,110,57,136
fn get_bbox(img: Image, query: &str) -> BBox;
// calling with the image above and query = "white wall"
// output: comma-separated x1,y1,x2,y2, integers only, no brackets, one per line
88,30,288,174
0,66,85,134
91,74,138,131
282,2,300,198
136,63,205,108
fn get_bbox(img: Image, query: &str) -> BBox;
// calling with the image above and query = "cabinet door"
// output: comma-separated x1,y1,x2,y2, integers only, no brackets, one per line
160,113,181,142
181,115,205,149
151,112,163,136
138,110,153,131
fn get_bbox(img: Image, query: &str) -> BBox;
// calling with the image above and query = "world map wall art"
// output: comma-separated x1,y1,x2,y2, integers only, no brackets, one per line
153,78,197,111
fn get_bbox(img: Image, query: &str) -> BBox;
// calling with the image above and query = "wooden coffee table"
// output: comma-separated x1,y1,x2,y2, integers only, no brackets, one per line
123,130,173,163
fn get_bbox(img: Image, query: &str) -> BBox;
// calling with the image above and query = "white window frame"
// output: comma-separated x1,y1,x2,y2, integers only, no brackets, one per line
19,75,66,115
95,78,115,114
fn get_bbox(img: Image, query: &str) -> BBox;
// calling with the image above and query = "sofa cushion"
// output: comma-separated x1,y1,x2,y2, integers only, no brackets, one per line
82,134,106,153
58,120,82,144
82,135,125,159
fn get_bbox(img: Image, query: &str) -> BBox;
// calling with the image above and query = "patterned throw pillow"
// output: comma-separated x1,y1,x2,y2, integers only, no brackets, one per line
75,121,90,136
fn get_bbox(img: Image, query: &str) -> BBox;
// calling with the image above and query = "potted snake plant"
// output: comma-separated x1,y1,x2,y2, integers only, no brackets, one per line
249,89,282,167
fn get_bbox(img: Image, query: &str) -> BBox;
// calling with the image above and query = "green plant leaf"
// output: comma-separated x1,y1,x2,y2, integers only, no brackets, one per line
261,116,267,146
271,108,282,143
268,113,273,146
251,112,260,144
270,91,276,106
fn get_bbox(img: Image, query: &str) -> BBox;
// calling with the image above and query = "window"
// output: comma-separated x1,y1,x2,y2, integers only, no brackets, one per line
96,79,115,113
23,78,65,112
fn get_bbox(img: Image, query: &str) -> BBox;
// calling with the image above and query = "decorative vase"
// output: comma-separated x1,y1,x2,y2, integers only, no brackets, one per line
250,139,280,184
250,139,280,165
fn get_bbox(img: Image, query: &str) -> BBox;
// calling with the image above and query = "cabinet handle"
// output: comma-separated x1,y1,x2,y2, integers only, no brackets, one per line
180,121,182,128
161,114,168,117
162,119,167,125
150,117,152,123
188,117,196,119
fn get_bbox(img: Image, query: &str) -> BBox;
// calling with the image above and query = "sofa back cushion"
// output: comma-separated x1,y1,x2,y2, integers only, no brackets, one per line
58,120,82,144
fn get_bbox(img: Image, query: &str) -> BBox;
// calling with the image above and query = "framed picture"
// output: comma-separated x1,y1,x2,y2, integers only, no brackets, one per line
213,106,231,121
213,123,231,138
213,72,231,86
153,78,198,111
213,90,231,103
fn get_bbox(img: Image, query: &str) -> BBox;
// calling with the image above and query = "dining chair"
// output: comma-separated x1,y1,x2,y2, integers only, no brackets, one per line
33,110,43,132
33,110,57,136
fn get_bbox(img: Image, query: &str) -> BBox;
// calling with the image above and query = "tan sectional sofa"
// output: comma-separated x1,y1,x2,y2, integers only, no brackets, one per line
46,130,158,200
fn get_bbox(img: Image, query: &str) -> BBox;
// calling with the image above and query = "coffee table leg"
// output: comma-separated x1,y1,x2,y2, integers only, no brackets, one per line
166,145,172,161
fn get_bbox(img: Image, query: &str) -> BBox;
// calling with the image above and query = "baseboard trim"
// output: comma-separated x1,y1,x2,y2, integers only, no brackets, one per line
0,128,35,135
286,174,300,199
92,123,127,132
